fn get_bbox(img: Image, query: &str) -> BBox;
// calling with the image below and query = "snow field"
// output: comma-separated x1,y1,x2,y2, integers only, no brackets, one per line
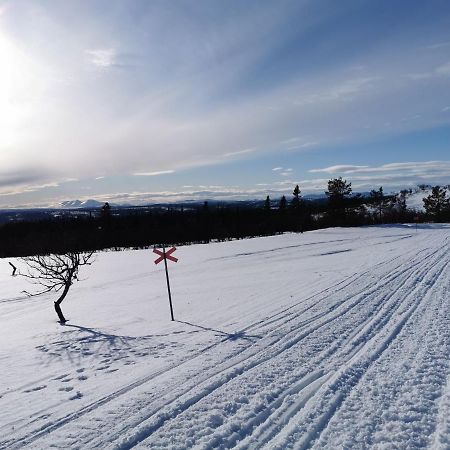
0,224,449,449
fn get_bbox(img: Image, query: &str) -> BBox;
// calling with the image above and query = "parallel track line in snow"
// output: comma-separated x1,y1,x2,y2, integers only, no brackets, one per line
234,244,426,339
5,243,420,449
107,237,445,448
200,239,450,449
3,232,444,449
62,239,446,447
266,242,450,449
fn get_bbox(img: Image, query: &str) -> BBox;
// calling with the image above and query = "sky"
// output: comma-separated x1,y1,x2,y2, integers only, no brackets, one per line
0,0,449,208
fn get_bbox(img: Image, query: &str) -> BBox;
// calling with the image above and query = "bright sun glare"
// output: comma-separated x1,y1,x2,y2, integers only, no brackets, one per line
0,33,41,148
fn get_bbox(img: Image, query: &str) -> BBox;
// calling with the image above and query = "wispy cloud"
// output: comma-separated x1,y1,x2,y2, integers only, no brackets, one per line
309,161,450,180
280,137,301,145
133,170,175,176
85,49,117,68
276,167,293,177
223,148,255,157
407,60,450,80
0,181,60,197
435,61,450,76
310,165,370,174
424,42,450,50
294,77,380,106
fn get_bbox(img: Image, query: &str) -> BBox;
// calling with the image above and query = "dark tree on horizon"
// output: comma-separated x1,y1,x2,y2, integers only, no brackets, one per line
291,185,301,209
423,186,450,221
370,186,385,222
326,177,352,201
325,177,352,224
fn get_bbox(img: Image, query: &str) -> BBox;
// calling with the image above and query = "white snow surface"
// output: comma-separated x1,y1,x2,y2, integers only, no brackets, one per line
1,225,450,449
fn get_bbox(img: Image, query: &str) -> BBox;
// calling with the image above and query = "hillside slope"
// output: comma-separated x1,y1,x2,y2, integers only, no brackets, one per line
0,224,449,449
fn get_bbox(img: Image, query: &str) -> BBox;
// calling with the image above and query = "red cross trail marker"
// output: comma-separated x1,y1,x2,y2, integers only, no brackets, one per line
153,247,178,264
153,245,178,321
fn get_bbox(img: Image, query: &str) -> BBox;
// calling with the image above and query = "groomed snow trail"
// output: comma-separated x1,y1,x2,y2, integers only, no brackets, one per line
0,225,449,449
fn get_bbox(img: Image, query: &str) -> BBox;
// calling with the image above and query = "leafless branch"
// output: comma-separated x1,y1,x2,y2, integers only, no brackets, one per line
18,252,95,296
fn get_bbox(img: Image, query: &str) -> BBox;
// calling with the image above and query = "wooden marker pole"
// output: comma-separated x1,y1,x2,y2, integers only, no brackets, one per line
162,244,175,321
153,245,178,321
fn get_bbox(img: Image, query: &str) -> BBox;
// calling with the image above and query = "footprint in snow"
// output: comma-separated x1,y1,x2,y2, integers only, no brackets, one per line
53,374,70,380
24,385,47,393
78,375,88,381
69,391,83,400
58,386,74,392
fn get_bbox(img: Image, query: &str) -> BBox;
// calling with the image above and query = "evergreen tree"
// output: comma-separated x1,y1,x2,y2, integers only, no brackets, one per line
326,177,352,208
279,195,287,210
291,185,301,208
370,186,385,222
326,177,352,200
325,177,352,223
423,186,450,220
100,202,112,228
264,195,271,211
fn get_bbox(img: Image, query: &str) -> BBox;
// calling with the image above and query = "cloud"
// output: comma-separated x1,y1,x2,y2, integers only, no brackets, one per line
407,60,450,80
85,49,117,68
0,181,59,197
133,170,175,176
279,137,320,150
435,61,450,76
272,167,283,171
294,77,380,106
425,42,450,50
309,161,450,181
223,148,255,157
310,165,370,174
280,137,301,145
294,142,320,149
0,167,63,197
405,73,433,81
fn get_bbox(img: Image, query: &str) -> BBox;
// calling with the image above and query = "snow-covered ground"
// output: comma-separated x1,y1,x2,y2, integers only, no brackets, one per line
1,225,449,449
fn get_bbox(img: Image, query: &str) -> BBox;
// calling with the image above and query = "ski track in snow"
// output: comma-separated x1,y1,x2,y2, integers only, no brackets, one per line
0,225,449,449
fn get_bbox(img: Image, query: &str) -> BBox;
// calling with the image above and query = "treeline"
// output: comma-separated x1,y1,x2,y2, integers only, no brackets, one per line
0,179,448,257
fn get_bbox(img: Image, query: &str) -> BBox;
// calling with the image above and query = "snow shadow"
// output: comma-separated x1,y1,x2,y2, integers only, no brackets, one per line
316,249,352,256
176,320,261,342
208,238,354,262
35,324,181,370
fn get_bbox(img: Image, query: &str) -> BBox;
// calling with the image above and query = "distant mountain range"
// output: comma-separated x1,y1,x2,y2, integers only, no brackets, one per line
60,199,107,209
57,194,330,210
